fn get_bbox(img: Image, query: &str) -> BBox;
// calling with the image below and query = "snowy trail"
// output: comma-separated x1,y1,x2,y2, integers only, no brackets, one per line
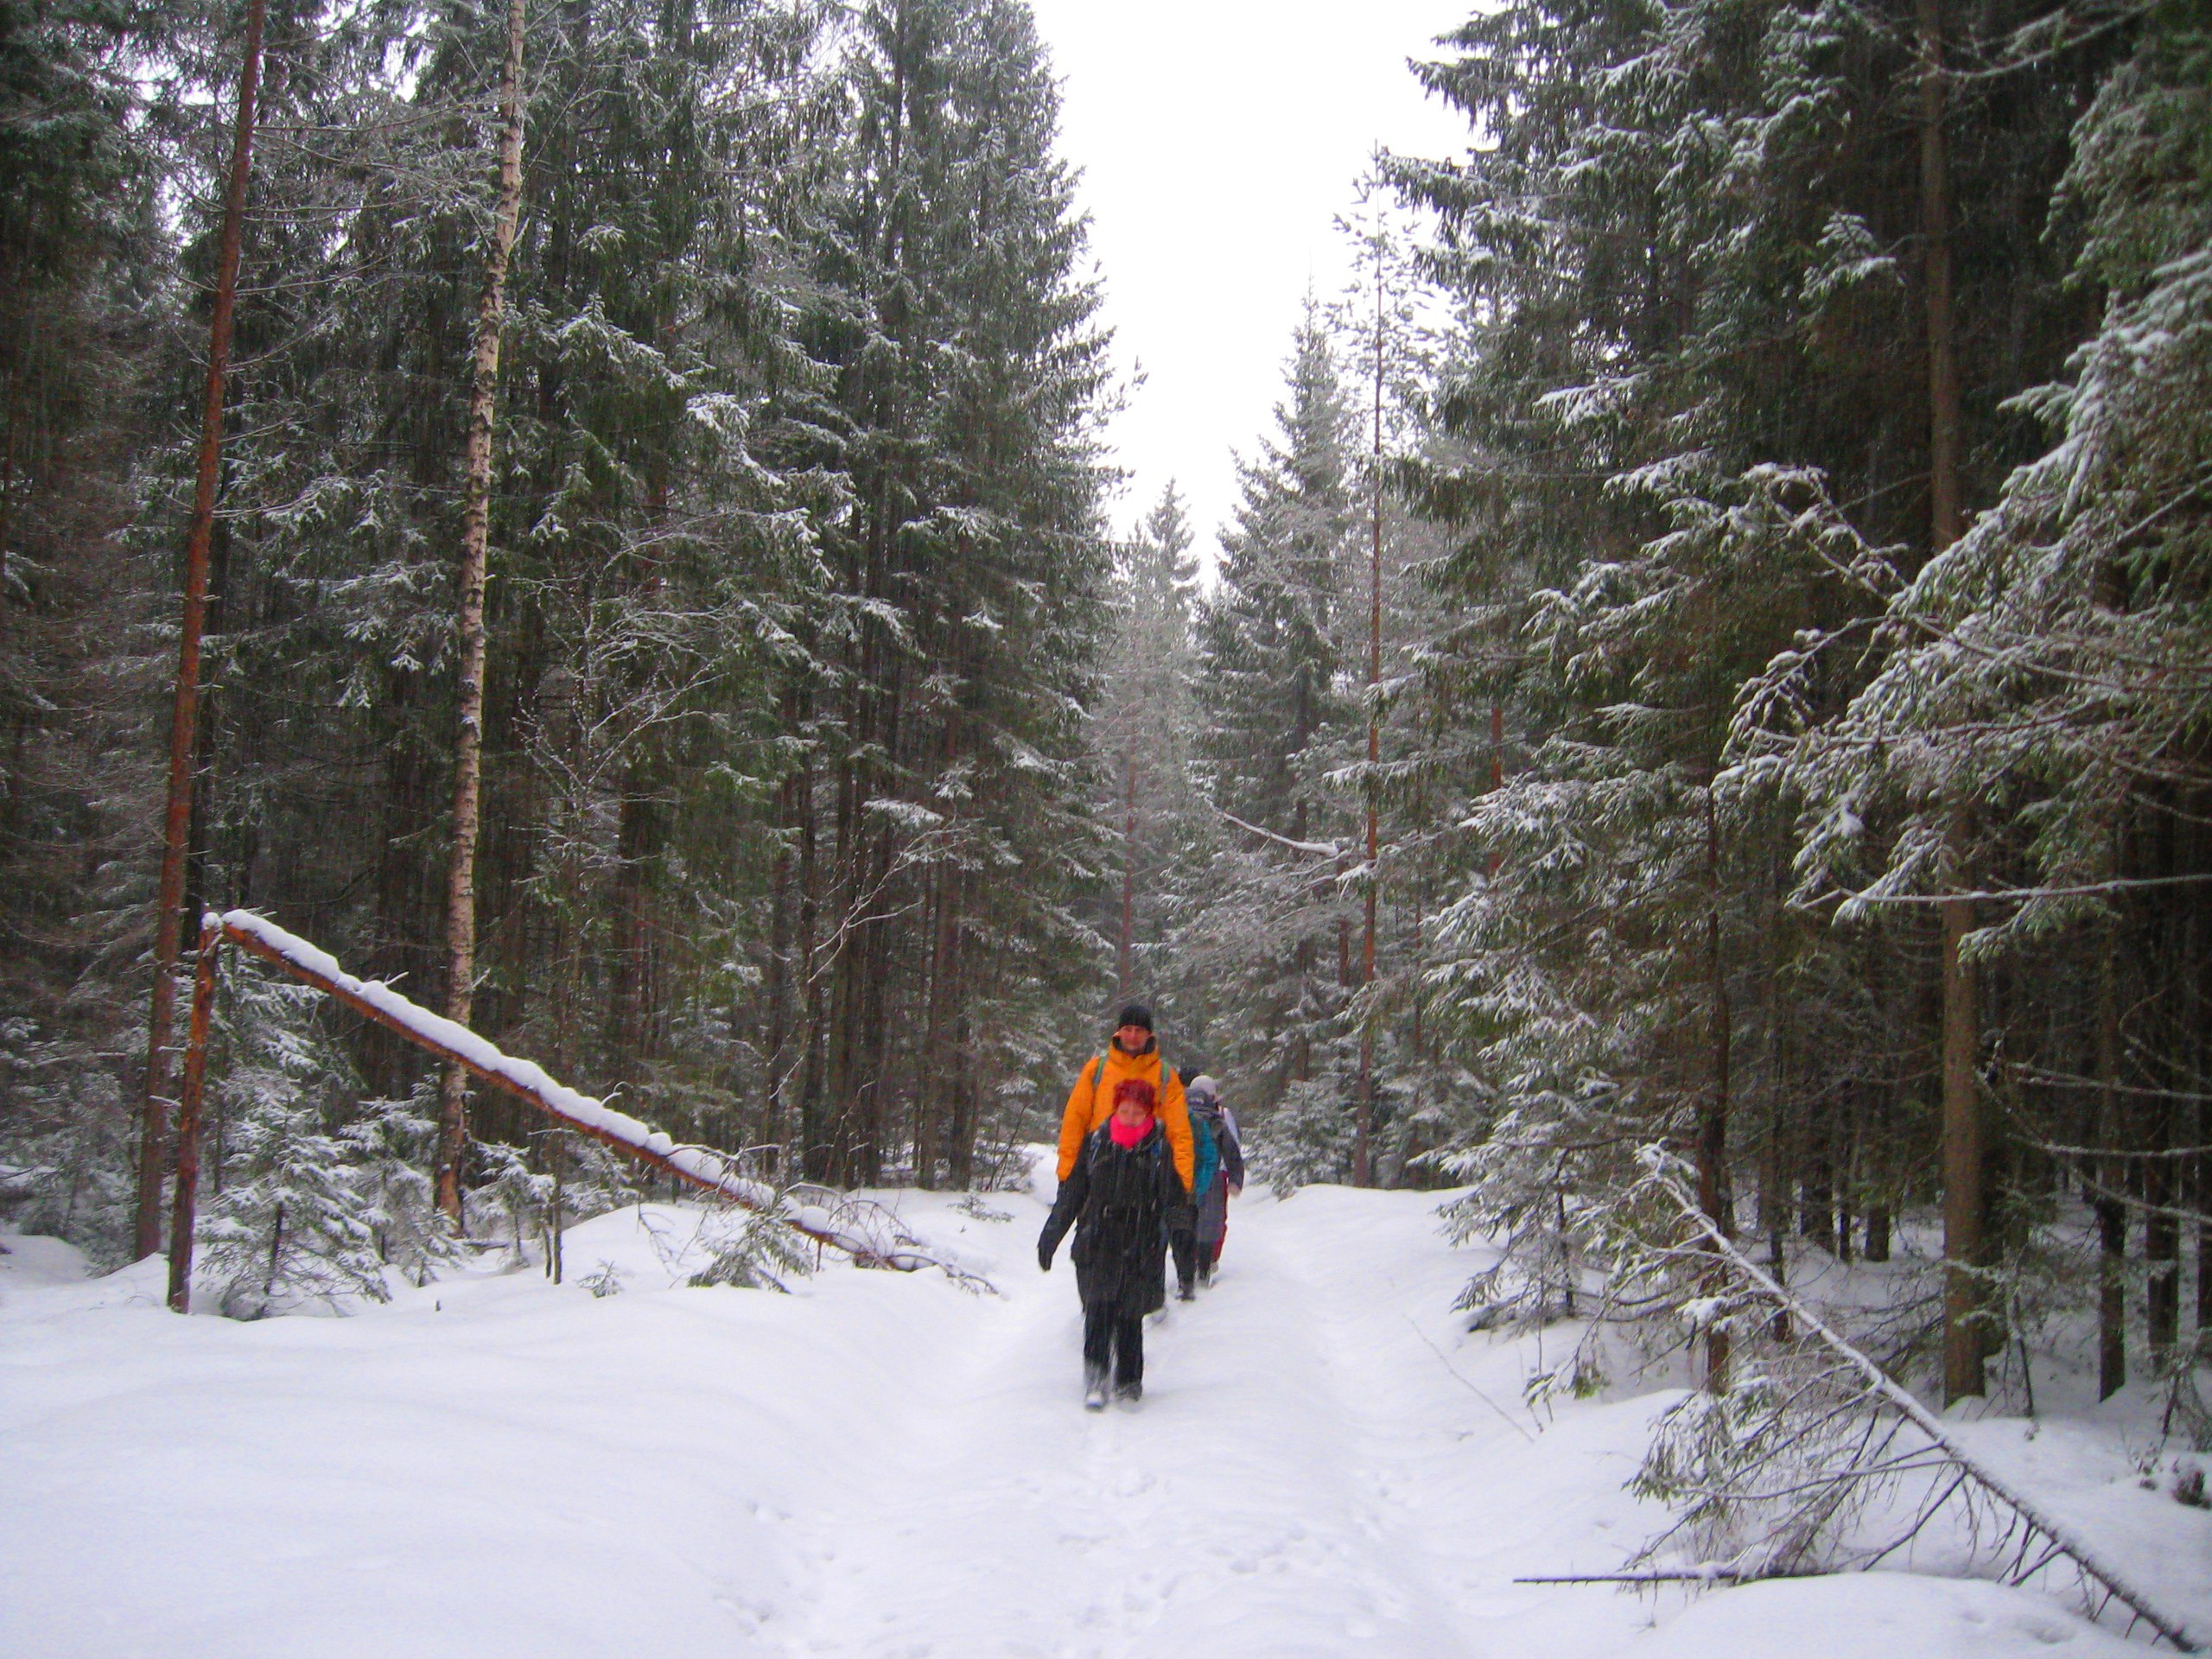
772,1196,1478,1659
5,1178,2197,1659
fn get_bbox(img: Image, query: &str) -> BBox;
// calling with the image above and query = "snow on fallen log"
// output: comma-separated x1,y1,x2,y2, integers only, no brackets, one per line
1643,1154,2196,1652
210,908,976,1281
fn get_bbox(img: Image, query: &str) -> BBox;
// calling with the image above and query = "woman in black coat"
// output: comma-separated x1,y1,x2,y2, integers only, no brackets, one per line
1038,1077,1193,1409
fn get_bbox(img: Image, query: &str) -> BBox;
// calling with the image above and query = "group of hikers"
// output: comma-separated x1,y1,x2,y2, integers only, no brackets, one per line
1037,1003,1245,1411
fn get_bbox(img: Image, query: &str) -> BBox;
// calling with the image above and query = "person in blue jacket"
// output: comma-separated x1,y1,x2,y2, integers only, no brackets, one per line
1185,1075,1243,1287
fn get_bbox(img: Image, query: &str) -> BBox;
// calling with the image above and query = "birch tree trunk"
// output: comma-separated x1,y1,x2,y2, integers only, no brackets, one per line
435,0,530,1222
135,0,268,1260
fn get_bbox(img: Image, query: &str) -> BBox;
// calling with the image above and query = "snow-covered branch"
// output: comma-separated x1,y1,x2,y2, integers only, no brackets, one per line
1214,806,1344,861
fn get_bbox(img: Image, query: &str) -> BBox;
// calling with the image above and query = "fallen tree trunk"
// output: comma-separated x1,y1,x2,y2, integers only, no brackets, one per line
168,909,967,1310
1648,1156,2196,1652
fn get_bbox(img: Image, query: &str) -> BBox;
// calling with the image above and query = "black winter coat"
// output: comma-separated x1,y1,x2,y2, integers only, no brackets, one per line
1039,1122,1193,1316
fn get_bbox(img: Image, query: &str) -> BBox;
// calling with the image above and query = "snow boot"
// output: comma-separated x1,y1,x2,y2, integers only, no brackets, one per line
1116,1379,1142,1408
1084,1369,1109,1412
1176,1277,1195,1301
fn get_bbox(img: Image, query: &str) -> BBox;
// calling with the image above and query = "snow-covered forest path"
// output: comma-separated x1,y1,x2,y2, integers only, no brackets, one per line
4,1174,2183,1659
774,1186,1493,1658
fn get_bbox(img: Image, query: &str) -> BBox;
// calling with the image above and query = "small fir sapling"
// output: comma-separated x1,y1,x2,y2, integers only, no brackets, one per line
471,1140,556,1268
199,964,387,1316
578,1259,626,1298
685,1198,816,1291
340,1087,465,1286
543,1131,640,1225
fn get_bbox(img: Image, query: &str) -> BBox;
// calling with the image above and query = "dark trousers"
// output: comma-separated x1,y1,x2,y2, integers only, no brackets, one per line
1082,1301,1145,1387
1170,1228,1198,1290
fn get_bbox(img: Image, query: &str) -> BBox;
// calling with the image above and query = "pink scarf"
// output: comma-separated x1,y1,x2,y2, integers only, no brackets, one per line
1109,1116,1151,1149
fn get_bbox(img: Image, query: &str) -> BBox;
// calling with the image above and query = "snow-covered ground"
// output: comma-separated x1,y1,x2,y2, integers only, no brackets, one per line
3,1166,2204,1658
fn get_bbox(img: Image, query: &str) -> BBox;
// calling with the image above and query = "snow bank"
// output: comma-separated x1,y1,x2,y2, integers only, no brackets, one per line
4,1183,2205,1658
0,1224,94,1295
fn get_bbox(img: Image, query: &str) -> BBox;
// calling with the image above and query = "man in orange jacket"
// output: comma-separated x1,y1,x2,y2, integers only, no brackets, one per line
1057,1004,1195,1195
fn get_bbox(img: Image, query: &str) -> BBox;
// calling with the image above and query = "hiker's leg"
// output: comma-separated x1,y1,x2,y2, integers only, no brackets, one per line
1115,1308,1145,1389
1082,1300,1114,1384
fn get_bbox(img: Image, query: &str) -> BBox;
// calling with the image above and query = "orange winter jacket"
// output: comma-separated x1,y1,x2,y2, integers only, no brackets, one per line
1057,1044,1194,1191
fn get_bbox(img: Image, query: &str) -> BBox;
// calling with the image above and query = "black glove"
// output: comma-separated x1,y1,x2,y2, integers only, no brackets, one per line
1037,1234,1055,1273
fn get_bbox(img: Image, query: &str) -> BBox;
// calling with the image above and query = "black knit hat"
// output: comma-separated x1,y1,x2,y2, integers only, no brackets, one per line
1116,1002,1154,1033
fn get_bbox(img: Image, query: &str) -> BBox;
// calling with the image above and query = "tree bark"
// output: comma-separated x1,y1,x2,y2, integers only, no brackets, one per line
1941,877,1985,1402
164,918,223,1312
1119,753,1135,1001
1355,239,1383,1191
1918,0,1986,1405
135,0,268,1262
2095,935,2126,1399
435,0,530,1222
2144,797,2183,1363
1699,778,1733,1390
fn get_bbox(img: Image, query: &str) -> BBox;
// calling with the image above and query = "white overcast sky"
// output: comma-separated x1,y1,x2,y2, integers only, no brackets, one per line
1021,0,1475,564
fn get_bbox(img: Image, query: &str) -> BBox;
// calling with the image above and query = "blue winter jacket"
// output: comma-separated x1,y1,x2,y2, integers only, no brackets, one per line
1191,1109,1219,1198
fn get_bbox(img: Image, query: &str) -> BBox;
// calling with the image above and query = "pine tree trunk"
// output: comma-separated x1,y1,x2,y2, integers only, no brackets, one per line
605,779,663,1076
163,918,223,1312
1941,874,1986,1401
1120,752,1135,1000
435,0,529,1222
796,739,824,1179
766,710,801,1163
2145,794,2183,1363
1699,779,1732,1390
1917,0,1985,1406
946,1007,976,1190
2096,937,2127,1397
135,0,268,1261
1356,259,1383,1191
2192,791,2211,1339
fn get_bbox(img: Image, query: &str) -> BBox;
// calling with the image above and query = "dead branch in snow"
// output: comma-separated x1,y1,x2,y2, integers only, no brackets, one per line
1628,1155,2196,1651
1516,1568,1752,1585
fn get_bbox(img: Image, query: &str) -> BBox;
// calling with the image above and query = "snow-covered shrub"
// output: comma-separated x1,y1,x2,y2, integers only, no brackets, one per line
0,1015,137,1264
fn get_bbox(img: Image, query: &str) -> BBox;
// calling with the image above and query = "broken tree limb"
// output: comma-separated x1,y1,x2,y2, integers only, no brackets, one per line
206,909,980,1281
1516,1568,1751,1585
1646,1155,2197,1652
